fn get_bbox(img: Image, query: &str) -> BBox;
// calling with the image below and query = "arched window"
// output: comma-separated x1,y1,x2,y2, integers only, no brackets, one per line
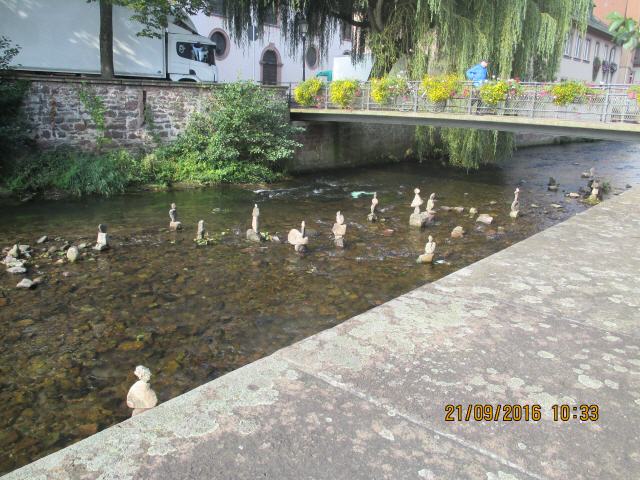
209,30,230,60
262,49,278,85
305,45,318,69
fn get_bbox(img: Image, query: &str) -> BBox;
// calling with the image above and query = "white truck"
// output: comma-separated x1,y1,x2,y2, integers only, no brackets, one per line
0,0,218,82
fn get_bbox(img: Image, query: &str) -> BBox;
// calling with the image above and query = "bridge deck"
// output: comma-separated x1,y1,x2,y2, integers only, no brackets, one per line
5,188,640,479
290,108,640,142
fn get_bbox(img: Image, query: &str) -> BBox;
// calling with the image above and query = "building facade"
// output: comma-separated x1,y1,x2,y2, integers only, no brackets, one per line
189,6,352,85
593,0,640,84
557,17,622,83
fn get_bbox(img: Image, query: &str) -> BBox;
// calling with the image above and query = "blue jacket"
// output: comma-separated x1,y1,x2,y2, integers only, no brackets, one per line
466,64,488,86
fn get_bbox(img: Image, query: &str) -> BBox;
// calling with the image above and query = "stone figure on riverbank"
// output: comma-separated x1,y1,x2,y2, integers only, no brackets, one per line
126,365,158,417
417,235,436,264
288,221,309,252
332,211,347,248
548,177,559,192
510,187,520,218
368,193,379,222
582,167,596,179
93,224,109,251
169,203,182,231
246,204,263,242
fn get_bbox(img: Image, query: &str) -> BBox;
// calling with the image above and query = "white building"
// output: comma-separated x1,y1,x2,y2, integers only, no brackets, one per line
557,17,624,83
190,6,353,84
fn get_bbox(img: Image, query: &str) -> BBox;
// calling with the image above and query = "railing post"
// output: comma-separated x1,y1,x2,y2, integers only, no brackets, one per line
601,85,611,123
413,82,419,112
366,82,370,110
324,83,329,109
467,84,473,114
531,84,538,118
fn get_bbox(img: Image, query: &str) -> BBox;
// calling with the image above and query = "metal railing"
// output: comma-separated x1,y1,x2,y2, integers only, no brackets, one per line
288,81,640,124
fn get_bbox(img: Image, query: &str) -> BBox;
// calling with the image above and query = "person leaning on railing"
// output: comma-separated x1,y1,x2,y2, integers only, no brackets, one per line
466,60,489,114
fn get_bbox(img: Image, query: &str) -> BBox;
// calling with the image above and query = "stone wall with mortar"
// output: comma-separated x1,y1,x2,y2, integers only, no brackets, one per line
16,76,221,150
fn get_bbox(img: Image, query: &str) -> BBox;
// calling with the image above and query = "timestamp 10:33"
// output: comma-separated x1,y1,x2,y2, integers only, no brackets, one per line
444,404,599,422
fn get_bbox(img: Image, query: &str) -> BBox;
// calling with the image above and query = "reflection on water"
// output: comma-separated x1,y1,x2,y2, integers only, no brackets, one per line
0,141,638,474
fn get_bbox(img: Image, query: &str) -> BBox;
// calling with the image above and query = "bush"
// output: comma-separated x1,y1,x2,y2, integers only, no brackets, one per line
329,79,360,108
420,74,461,103
6,149,139,197
294,78,323,107
370,76,409,104
4,82,300,197
479,81,509,106
547,81,599,106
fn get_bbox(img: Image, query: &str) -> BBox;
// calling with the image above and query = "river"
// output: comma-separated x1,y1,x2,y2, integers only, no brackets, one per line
1,140,639,474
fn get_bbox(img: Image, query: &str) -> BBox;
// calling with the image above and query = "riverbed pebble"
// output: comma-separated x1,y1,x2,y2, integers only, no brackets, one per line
16,278,34,289
476,214,494,225
469,207,478,215
36,236,48,244
66,247,79,263
567,192,580,198
451,226,465,239
6,266,27,274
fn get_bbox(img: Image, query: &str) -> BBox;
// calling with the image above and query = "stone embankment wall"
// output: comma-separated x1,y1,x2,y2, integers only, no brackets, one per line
17,75,217,149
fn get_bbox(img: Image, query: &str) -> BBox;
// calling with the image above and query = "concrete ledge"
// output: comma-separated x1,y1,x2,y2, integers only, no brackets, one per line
4,188,640,479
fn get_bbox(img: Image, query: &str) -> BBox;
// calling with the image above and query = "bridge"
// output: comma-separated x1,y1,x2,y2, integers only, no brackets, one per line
289,81,640,142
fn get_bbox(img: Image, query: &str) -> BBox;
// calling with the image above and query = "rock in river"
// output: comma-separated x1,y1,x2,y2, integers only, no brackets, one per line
16,278,35,289
67,246,79,263
476,214,493,225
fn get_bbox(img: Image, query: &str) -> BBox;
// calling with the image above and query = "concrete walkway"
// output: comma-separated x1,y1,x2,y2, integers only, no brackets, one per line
5,188,640,480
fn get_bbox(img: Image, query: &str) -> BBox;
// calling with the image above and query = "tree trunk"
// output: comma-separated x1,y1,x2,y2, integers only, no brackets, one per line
99,0,114,79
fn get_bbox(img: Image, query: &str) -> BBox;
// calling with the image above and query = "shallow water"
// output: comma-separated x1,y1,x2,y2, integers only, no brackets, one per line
0,140,639,474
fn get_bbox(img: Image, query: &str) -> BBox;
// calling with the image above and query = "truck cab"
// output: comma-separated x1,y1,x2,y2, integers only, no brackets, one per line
167,24,218,83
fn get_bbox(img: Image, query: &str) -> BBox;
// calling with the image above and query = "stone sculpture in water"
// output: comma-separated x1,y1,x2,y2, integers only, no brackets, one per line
169,203,182,231
126,365,158,417
288,221,309,252
332,211,347,248
367,192,379,222
417,235,436,264
510,187,520,218
93,224,109,251
246,204,263,242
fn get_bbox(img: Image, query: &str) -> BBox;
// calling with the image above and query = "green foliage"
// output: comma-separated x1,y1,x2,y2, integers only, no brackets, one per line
420,74,461,103
439,128,516,170
6,149,138,197
78,84,108,146
547,81,598,106
0,37,31,169
294,78,323,107
4,82,299,196
608,12,640,50
630,85,640,108
370,76,409,104
329,80,360,109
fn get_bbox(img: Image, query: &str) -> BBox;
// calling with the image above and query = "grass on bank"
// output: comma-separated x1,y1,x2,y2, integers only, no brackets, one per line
3,81,303,197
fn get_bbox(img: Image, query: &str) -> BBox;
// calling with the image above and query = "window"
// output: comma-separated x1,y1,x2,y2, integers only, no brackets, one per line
563,32,573,56
583,38,591,62
604,45,609,62
208,0,224,16
594,42,600,60
634,48,640,67
340,20,352,42
574,36,582,59
609,47,617,63
176,42,215,65
305,46,318,69
263,6,278,26
209,30,229,59
261,49,278,84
